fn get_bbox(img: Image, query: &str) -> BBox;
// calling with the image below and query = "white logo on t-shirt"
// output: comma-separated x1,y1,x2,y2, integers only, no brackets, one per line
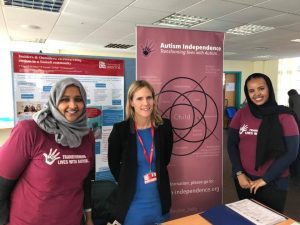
43,148,61,165
239,124,248,134
239,124,258,135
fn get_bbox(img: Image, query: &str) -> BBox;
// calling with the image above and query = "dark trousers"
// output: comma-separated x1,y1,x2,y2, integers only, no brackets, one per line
290,150,300,185
234,179,287,213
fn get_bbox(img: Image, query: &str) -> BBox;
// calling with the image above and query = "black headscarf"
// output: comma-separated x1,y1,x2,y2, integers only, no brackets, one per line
244,73,297,170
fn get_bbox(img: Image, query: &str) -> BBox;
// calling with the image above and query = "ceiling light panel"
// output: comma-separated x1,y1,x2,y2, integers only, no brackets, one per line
3,0,64,12
254,55,275,59
291,39,300,43
104,43,134,49
224,52,236,56
226,24,274,36
10,36,46,43
154,13,211,28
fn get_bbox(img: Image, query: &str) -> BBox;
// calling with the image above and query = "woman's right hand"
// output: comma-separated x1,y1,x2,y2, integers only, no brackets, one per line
237,173,252,189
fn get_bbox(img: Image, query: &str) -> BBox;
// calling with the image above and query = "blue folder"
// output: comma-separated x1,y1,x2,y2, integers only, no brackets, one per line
201,204,255,225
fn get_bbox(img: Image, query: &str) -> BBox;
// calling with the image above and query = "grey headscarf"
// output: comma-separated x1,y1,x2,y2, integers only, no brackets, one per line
33,77,89,148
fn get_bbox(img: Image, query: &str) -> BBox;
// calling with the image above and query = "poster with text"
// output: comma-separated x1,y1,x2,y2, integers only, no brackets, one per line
12,52,124,181
137,26,224,218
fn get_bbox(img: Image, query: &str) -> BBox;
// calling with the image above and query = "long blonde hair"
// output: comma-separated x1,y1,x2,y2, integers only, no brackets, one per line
125,80,163,127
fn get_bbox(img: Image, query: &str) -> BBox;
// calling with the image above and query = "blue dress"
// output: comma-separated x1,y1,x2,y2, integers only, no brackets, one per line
124,128,169,225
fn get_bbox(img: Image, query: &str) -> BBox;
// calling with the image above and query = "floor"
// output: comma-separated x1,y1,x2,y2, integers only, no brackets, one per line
222,129,300,222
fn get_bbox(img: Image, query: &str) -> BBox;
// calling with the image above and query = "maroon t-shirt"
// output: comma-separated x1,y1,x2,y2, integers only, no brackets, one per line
0,120,94,225
230,106,299,177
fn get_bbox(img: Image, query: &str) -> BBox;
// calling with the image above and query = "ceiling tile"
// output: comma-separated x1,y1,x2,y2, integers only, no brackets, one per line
55,12,105,28
65,0,135,7
116,33,136,45
63,0,129,21
79,20,135,46
100,20,136,33
0,6,9,41
131,0,203,12
8,29,49,42
193,19,243,32
252,14,300,28
81,29,123,46
222,0,269,5
3,6,59,29
256,0,300,14
181,0,249,18
218,6,281,24
112,6,170,24
48,25,97,42
3,6,59,41
280,22,300,32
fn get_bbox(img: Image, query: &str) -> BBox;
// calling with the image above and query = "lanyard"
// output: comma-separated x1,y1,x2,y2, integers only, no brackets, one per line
135,123,154,171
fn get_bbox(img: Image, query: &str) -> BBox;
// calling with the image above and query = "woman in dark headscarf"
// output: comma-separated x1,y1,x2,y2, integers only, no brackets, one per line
0,77,94,225
227,73,299,212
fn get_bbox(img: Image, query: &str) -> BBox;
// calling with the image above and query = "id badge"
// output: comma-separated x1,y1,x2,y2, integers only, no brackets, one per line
144,172,157,184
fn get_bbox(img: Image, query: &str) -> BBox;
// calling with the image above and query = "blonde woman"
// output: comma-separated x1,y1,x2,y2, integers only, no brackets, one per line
107,80,173,225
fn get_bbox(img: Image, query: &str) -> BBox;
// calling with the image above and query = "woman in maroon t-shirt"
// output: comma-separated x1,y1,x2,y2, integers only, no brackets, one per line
228,73,299,213
0,77,94,225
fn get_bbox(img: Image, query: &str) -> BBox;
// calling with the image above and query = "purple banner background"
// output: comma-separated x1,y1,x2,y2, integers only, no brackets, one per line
137,26,224,219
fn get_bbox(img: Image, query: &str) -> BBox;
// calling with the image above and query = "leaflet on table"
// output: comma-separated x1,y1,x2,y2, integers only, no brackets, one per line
94,106,124,181
225,199,286,225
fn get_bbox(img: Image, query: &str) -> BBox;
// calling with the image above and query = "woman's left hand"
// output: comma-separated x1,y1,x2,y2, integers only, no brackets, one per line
84,211,94,225
85,218,94,225
249,178,266,194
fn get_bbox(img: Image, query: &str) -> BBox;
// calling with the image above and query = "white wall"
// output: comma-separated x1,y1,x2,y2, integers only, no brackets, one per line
0,129,11,146
224,59,279,101
60,49,136,58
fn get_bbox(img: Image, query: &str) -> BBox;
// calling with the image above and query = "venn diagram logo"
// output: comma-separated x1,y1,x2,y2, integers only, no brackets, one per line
157,77,219,156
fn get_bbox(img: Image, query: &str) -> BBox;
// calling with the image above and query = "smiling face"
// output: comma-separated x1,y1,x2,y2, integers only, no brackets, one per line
57,85,84,122
130,87,154,123
247,77,270,106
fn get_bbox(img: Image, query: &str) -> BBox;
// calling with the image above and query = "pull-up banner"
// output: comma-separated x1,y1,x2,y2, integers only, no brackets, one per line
137,26,224,219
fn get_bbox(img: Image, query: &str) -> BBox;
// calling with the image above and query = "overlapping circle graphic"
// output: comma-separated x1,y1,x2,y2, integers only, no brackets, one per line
156,77,219,156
